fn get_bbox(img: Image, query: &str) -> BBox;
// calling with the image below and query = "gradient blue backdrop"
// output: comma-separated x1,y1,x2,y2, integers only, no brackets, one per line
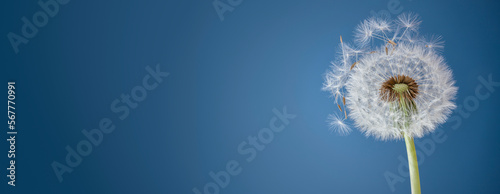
1,0,500,193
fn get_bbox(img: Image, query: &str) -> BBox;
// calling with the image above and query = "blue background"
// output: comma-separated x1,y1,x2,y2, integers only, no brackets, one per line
1,0,500,193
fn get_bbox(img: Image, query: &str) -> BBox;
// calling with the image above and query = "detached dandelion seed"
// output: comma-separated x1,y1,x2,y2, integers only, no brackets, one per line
322,13,458,194
328,114,351,135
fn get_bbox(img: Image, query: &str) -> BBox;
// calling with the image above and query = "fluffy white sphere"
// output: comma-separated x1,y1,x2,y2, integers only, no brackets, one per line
323,13,457,140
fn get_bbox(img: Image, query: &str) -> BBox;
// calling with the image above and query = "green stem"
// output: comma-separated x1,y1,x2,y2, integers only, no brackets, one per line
394,85,421,193
404,132,421,194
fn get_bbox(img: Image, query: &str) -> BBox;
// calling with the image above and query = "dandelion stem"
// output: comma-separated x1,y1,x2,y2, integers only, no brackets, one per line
395,86,421,194
403,132,421,194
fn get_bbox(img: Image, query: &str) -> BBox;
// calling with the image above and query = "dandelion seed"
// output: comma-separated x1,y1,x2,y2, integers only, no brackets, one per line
350,61,358,70
354,18,375,45
388,40,397,46
397,12,421,30
327,114,351,135
424,35,444,51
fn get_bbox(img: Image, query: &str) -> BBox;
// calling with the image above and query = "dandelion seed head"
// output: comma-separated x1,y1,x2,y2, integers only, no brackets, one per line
323,13,457,140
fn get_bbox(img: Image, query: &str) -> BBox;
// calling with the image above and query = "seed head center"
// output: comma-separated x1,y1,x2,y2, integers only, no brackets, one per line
393,83,409,93
380,75,419,102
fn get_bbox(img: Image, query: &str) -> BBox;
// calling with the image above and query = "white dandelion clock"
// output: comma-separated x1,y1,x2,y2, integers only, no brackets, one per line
322,13,457,194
